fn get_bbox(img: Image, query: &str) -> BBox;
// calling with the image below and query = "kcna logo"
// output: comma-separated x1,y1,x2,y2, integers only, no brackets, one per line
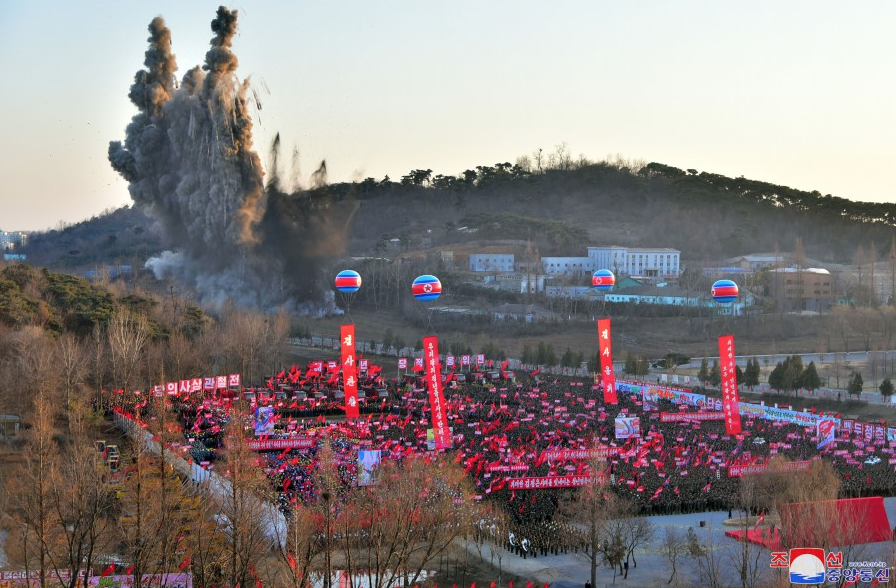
771,548,889,585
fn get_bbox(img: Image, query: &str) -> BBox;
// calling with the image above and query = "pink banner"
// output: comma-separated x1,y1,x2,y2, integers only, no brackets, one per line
506,474,606,490
423,336,451,449
718,335,742,435
247,437,314,451
728,460,813,477
341,324,360,418
597,318,618,404
660,412,726,422
541,447,623,461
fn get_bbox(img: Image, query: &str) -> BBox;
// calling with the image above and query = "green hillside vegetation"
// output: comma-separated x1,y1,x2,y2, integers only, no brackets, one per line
0,264,207,339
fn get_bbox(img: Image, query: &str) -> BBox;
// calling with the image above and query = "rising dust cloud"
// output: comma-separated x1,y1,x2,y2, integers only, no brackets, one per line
109,6,346,312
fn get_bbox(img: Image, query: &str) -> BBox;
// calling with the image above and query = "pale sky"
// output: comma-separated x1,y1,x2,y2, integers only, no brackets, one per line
1,1,894,231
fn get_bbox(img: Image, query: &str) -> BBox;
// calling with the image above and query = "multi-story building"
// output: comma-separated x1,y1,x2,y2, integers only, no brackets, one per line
540,256,591,275
587,246,680,279
0,231,27,250
469,253,515,273
768,268,833,312
539,246,681,279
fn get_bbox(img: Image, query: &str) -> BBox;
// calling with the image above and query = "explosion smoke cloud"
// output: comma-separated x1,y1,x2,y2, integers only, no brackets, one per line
109,6,345,311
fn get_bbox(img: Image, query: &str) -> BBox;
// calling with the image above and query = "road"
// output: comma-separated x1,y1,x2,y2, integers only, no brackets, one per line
680,350,893,368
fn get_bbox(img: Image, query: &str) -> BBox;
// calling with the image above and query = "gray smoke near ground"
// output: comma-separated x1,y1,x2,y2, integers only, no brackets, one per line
109,7,346,312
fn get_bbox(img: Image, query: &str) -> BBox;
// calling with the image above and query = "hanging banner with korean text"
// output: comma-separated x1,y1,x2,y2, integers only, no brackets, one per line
423,336,452,449
719,335,742,435
341,324,360,418
597,318,618,404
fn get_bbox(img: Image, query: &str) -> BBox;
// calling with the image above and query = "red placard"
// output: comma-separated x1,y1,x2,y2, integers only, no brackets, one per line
597,319,618,404
341,324,360,418
718,335,742,435
423,336,452,449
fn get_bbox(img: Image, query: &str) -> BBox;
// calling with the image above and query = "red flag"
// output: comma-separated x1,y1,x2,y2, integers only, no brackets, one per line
597,319,617,403
287,552,297,571
718,335,742,435
125,566,134,575
100,564,115,577
753,511,765,530
179,556,191,570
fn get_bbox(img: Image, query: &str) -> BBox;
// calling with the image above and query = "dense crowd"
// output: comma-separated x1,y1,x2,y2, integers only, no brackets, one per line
106,362,896,554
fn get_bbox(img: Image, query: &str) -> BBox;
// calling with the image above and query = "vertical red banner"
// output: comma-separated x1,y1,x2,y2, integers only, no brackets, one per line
341,324,360,418
718,334,742,435
423,336,452,449
597,319,618,404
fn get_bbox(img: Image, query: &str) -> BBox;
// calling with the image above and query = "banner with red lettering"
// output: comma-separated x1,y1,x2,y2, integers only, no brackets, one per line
341,324,360,418
719,335,742,435
506,474,606,490
597,319,618,404
423,336,451,449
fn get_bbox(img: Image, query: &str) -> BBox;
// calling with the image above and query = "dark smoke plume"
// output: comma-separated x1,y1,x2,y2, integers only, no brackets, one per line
109,7,346,311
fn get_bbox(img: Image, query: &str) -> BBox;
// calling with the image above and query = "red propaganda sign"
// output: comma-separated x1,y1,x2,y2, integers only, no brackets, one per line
165,382,177,395
190,378,202,393
597,319,618,404
215,375,227,389
203,377,215,391
718,335,742,435
476,354,485,365
228,373,241,387
446,355,455,367
358,358,368,372
179,380,190,394
341,324,360,418
461,355,471,366
423,336,451,450
397,357,408,369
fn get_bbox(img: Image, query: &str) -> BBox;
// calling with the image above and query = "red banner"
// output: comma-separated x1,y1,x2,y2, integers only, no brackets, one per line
341,325,360,418
423,336,451,449
597,319,618,403
719,335,742,435
506,474,606,490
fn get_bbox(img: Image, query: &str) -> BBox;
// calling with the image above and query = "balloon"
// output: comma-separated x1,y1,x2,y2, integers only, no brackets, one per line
412,275,442,301
711,279,739,303
592,269,615,292
335,270,362,293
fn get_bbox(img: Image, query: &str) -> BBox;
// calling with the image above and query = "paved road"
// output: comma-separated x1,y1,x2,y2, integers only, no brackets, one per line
680,350,890,368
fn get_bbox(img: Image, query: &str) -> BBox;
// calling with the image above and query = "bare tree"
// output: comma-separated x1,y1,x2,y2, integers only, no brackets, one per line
686,524,725,588
660,528,686,585
348,454,479,588
219,407,271,588
108,312,151,396
556,460,612,588
7,392,59,588
56,333,87,433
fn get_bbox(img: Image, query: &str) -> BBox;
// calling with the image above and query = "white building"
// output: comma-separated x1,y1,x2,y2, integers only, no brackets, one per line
588,246,680,279
540,256,591,275
539,246,681,279
469,253,515,273
0,231,27,250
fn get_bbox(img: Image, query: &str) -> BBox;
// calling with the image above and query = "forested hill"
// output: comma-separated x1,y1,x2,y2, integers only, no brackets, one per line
331,161,896,263
23,160,896,269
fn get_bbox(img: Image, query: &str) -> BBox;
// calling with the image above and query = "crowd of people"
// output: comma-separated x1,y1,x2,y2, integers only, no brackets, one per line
106,360,896,554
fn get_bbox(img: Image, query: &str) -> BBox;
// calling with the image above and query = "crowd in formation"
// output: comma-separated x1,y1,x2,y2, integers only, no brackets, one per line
108,363,896,554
